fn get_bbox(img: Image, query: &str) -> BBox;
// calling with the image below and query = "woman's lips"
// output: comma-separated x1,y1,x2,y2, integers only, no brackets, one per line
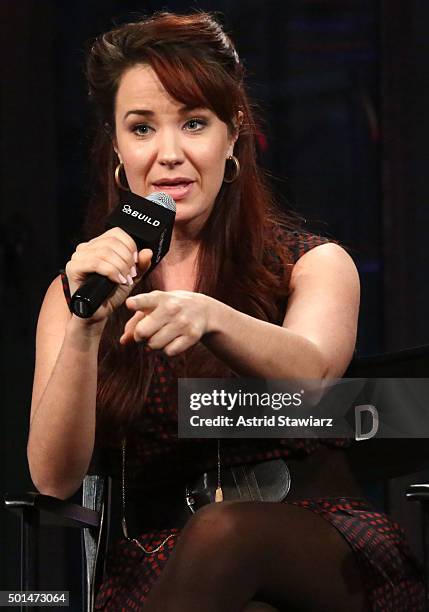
153,182,194,201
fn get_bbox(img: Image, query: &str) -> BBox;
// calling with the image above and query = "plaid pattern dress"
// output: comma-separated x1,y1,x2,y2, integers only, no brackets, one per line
95,232,425,611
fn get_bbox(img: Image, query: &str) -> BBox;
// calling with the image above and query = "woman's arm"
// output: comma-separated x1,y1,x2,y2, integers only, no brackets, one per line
27,232,152,500
205,243,359,379
122,243,360,381
27,276,105,499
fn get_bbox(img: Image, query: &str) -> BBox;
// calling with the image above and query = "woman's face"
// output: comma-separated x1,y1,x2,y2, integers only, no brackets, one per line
114,64,238,230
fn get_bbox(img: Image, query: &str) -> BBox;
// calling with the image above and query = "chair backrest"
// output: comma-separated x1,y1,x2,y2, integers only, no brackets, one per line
345,344,429,377
81,474,111,612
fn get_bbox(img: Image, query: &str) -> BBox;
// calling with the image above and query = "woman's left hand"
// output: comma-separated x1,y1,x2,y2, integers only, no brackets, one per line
120,290,213,355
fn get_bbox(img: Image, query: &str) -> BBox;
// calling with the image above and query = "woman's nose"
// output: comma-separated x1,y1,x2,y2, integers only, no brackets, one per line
157,130,185,167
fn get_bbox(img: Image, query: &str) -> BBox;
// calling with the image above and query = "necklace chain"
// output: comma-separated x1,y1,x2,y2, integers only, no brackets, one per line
215,438,224,502
121,437,224,553
121,438,177,554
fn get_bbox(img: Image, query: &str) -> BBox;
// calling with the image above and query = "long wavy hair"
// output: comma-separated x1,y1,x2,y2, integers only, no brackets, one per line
85,11,301,445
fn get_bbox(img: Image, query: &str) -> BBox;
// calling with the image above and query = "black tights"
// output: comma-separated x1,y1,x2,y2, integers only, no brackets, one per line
143,501,369,612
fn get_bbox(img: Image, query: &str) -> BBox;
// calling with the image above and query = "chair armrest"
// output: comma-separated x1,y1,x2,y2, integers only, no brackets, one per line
4,492,100,528
406,483,429,504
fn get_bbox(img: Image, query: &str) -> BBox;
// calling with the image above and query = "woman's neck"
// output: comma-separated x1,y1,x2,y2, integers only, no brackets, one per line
150,234,199,291
163,233,199,265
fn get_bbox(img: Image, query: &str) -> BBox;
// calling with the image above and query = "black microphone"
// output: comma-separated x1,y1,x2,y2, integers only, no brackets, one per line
70,191,176,318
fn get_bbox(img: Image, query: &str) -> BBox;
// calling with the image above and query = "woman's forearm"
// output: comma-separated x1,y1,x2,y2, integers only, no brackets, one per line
27,317,104,499
203,299,330,381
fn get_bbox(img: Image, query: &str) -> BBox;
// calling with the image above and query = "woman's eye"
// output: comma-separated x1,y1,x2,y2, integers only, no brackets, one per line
184,118,207,131
133,124,152,136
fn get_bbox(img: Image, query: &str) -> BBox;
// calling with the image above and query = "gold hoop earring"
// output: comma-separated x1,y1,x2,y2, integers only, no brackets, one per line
223,155,240,183
115,162,130,191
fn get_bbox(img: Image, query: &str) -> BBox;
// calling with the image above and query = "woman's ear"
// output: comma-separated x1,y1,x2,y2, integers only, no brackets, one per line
111,130,121,161
228,110,244,154
114,146,122,163
234,110,244,137
237,110,244,127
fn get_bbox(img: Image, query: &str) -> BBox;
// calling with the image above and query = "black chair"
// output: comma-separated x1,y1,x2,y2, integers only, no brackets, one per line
5,473,110,612
5,345,429,611
407,483,429,606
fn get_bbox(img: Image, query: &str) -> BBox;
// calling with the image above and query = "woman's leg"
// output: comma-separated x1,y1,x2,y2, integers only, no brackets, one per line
143,501,368,612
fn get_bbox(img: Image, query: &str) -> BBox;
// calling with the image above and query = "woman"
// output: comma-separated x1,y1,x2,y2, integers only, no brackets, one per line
27,11,424,611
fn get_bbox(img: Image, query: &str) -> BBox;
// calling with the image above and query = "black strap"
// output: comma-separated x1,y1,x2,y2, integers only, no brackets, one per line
59,269,73,313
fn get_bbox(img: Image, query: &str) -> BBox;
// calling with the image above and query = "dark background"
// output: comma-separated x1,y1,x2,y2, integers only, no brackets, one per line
1,0,429,606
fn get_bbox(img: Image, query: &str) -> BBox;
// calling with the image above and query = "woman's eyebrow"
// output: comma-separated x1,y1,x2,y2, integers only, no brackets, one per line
124,109,154,119
124,105,206,120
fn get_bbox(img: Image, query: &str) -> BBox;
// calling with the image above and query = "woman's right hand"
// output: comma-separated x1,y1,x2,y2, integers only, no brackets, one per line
65,227,153,324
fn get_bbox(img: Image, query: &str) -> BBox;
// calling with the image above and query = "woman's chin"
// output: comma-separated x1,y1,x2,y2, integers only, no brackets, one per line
173,212,192,226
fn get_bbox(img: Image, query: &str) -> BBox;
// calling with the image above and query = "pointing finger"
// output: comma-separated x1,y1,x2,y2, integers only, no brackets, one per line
126,290,182,315
126,292,160,312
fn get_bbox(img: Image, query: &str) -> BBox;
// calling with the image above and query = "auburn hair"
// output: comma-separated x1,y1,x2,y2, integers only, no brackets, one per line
84,11,301,445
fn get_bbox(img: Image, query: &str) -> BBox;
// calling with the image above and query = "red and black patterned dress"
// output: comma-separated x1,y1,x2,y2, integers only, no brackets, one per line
95,232,425,611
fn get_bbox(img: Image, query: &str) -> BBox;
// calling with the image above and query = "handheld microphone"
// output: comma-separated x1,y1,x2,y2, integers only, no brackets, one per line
70,191,176,318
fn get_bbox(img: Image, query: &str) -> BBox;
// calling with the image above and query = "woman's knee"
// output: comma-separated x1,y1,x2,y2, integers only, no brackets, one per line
182,501,249,551
179,500,290,568
171,500,268,582
153,502,264,605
